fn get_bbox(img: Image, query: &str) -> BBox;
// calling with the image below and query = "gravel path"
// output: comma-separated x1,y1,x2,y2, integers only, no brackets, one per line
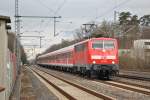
27,67,59,100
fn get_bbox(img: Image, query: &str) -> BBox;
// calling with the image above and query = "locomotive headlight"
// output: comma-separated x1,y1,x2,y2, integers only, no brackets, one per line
102,49,106,52
93,61,96,64
112,61,115,64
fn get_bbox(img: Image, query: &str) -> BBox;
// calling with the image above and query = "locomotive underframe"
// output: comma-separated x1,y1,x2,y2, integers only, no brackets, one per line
92,64,119,78
74,64,119,79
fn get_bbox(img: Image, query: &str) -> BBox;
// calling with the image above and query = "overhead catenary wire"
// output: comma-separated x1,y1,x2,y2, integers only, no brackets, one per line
54,0,67,15
94,0,132,21
30,0,67,35
32,0,56,15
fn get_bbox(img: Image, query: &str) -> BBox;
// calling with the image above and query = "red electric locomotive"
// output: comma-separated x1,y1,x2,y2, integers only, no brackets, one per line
37,38,119,79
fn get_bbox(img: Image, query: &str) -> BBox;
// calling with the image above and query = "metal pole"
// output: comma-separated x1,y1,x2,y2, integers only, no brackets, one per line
114,11,117,23
15,0,21,73
53,16,61,36
15,0,21,100
54,17,56,36
40,37,42,48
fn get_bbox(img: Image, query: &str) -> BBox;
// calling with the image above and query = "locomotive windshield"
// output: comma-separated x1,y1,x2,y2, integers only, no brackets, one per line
92,40,103,49
104,40,115,49
92,40,115,49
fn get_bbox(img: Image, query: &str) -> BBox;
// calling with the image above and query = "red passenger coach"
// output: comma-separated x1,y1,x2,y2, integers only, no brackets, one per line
37,38,119,79
38,45,74,68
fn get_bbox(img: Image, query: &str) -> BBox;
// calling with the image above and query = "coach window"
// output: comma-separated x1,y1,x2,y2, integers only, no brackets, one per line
63,53,65,60
66,52,69,61
53,55,56,62
84,43,87,50
70,53,72,58
145,42,150,45
68,52,71,58
75,43,86,52
66,52,69,58
75,45,81,52
55,55,58,61
67,52,69,58
60,54,63,61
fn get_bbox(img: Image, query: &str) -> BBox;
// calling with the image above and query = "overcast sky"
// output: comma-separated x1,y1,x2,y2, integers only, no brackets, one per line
0,0,150,58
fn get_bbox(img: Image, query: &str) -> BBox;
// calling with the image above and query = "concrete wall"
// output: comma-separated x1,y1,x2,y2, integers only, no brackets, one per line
0,16,11,100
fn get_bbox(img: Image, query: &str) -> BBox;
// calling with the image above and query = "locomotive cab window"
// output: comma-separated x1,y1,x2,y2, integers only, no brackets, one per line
92,40,103,49
104,40,115,49
92,40,115,49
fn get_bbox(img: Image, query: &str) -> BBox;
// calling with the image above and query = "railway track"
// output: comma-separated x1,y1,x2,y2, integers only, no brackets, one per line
118,74,150,82
29,67,114,100
33,65,150,99
94,80,150,96
112,79,150,90
118,70,150,82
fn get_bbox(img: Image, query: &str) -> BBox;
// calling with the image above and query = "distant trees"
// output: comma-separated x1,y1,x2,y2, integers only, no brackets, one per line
130,15,140,25
118,12,150,38
119,12,150,27
140,15,150,26
118,12,140,39
119,12,139,25
20,45,28,64
98,21,114,37
119,12,132,25
74,28,84,40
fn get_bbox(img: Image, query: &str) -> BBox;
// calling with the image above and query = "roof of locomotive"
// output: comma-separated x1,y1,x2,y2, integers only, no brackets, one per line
38,37,117,59
90,37,117,41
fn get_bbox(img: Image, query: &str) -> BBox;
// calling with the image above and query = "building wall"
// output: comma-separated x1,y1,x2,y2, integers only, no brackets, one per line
0,19,8,100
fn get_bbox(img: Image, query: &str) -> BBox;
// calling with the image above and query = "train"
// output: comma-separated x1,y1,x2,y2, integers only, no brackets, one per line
36,38,119,79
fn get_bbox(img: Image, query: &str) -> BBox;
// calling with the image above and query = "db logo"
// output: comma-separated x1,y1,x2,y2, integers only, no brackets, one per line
102,56,106,59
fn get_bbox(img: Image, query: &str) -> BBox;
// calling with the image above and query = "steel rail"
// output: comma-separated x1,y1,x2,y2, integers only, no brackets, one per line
118,74,150,82
94,80,150,96
30,67,76,100
113,80,150,90
35,65,150,96
33,67,114,100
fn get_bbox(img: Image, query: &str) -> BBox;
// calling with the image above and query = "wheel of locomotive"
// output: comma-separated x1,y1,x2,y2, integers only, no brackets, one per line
106,70,110,80
79,67,82,76
73,67,77,74
98,70,105,79
86,70,91,78
83,67,86,76
106,75,110,80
